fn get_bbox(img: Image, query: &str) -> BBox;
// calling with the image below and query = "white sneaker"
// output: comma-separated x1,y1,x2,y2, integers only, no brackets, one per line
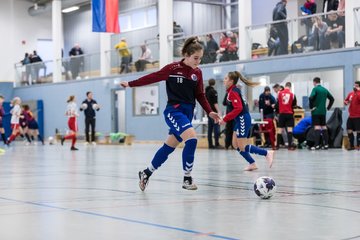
84,142,89,146
244,163,258,171
91,141,97,146
265,150,274,168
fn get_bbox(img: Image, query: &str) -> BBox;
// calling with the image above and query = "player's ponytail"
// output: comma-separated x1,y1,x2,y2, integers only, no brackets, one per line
181,37,203,57
228,71,259,87
67,95,75,103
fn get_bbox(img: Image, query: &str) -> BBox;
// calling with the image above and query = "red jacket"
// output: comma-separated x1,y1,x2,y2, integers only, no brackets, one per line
277,88,297,114
344,90,360,118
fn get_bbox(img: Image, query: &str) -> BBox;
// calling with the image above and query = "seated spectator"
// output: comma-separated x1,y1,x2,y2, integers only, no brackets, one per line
135,45,152,72
293,116,312,149
308,16,328,50
202,34,219,64
217,32,230,62
325,11,345,49
226,31,239,61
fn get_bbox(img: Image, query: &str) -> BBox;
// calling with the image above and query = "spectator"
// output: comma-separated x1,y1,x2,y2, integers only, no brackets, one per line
259,86,276,119
344,81,360,150
309,77,335,150
115,37,132,74
202,34,219,64
325,12,345,49
173,21,185,57
226,31,239,61
205,79,222,149
217,32,230,62
323,0,339,13
69,43,84,79
272,0,289,55
30,51,44,82
308,16,328,50
135,45,152,72
21,53,31,84
293,116,312,149
300,0,317,41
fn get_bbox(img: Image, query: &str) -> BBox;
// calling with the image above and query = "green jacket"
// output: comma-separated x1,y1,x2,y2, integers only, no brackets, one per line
309,84,334,115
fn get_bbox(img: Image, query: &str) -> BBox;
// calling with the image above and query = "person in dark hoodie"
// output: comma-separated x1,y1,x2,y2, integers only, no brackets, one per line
272,0,289,55
205,79,222,149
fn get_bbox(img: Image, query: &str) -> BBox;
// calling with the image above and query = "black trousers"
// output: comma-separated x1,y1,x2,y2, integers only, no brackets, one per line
224,120,234,149
85,117,96,142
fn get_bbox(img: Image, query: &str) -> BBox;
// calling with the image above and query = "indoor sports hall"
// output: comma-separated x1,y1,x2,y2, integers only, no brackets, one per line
0,0,359,239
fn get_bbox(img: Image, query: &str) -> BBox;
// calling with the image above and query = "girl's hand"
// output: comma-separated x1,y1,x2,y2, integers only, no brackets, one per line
120,81,129,88
209,112,221,123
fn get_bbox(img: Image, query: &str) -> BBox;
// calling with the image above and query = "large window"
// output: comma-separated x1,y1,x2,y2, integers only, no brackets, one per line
247,69,344,112
119,6,157,33
133,85,159,116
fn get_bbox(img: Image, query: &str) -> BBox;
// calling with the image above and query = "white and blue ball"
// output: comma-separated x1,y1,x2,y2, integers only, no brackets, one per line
254,176,276,199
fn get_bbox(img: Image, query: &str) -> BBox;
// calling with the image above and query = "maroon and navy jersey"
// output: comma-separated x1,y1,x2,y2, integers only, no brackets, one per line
128,60,212,114
278,88,296,114
345,90,360,118
223,85,249,122
0,105,4,124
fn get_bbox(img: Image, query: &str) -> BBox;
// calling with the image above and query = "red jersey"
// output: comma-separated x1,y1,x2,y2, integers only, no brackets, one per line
344,90,360,118
278,88,296,114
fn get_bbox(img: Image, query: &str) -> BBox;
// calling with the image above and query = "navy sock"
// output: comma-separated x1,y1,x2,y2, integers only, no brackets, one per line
357,132,360,147
288,132,293,146
25,133,31,143
1,133,6,144
237,148,255,164
182,138,197,175
245,145,267,156
348,132,354,148
314,130,321,146
150,143,175,170
322,129,329,146
38,134,43,142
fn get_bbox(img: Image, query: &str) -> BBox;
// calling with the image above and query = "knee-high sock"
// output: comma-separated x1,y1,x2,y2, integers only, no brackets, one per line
8,132,20,143
25,133,31,143
237,148,255,164
37,134,43,143
276,133,282,147
149,143,175,172
314,130,321,146
348,132,354,148
1,133,6,144
182,138,197,176
245,145,267,156
287,132,293,146
357,132,360,147
322,129,329,145
71,135,77,147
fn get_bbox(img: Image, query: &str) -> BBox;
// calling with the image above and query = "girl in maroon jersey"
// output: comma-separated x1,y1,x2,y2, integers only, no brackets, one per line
23,105,44,145
61,95,79,150
121,37,220,191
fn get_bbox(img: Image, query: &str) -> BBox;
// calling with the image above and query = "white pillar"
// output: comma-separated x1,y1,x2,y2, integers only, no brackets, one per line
52,0,63,83
100,33,111,77
158,0,173,68
345,0,360,48
238,0,252,60
225,0,231,29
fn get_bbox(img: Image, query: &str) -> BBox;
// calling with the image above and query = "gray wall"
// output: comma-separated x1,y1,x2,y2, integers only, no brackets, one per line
12,48,360,140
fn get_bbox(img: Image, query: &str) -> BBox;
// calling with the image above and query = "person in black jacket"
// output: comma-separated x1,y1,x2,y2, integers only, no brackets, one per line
69,44,84,80
205,79,222,149
80,91,100,145
259,86,276,119
272,0,289,55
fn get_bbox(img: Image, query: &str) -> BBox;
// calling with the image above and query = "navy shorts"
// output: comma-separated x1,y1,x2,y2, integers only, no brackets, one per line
0,121,3,128
28,120,39,130
234,112,251,138
164,103,194,142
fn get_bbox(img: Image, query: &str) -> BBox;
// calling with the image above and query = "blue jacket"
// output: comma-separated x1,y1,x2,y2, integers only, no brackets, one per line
293,117,312,135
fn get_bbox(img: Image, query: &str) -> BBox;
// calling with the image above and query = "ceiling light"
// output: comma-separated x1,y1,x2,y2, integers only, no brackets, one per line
62,6,80,13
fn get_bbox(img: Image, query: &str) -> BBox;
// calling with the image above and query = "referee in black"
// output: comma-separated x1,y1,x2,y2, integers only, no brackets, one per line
80,91,100,145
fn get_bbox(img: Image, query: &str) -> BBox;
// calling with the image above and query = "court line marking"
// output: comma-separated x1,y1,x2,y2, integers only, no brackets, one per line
0,196,241,240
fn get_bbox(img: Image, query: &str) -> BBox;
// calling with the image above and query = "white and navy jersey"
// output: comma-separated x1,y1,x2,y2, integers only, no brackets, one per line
128,60,212,114
66,102,78,117
10,104,21,124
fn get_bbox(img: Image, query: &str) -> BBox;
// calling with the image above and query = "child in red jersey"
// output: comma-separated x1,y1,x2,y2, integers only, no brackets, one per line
61,95,79,150
344,81,360,150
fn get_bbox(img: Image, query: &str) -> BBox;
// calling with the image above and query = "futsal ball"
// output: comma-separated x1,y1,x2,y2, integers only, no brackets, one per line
254,176,276,199
48,136,55,145
81,103,88,110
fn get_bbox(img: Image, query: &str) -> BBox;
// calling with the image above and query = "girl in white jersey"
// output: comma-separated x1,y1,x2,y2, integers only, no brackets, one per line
61,95,79,150
7,97,22,145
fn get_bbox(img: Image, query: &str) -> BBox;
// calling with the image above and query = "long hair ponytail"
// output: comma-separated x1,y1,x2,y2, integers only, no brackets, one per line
228,71,259,87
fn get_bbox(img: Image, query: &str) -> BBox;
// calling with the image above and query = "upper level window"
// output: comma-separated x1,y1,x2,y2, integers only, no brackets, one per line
119,6,157,33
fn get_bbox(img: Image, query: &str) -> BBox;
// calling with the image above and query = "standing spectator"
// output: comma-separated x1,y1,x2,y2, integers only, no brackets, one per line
21,53,31,85
173,21,185,57
323,0,339,13
272,0,289,55
300,0,317,41
205,79,221,149
275,82,297,150
202,34,219,64
259,86,276,119
135,45,152,72
30,51,44,82
80,91,100,145
115,38,131,74
344,81,360,150
69,43,84,80
325,12,345,49
309,77,335,150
